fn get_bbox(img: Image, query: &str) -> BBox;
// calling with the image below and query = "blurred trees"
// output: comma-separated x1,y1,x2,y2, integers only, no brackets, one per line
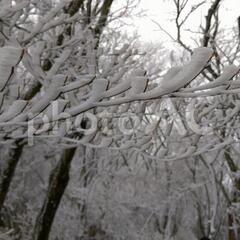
0,1,239,240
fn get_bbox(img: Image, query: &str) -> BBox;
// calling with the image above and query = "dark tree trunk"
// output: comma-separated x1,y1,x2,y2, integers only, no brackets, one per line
94,0,114,48
0,140,24,213
32,147,76,240
228,213,236,240
32,0,114,238
0,33,55,216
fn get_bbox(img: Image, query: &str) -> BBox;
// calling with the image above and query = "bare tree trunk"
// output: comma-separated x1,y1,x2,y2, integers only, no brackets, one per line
0,0,85,224
32,0,113,238
32,147,77,240
0,50,54,218
0,140,24,213
94,0,114,48
228,213,236,240
224,150,240,240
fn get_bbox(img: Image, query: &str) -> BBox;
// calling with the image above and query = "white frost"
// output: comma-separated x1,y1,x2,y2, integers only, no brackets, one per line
28,75,67,117
0,100,27,122
0,46,24,91
141,47,213,98
90,78,109,101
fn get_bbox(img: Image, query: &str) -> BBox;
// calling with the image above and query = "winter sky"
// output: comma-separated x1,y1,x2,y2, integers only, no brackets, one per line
133,0,239,44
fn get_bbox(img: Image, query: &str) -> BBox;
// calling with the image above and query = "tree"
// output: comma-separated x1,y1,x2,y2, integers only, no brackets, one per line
155,0,240,239
0,0,239,240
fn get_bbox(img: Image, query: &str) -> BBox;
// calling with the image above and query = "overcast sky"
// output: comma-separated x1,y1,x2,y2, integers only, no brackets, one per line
132,0,239,45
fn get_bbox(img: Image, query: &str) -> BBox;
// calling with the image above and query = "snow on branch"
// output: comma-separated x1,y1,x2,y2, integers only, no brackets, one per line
0,45,239,150
0,46,24,91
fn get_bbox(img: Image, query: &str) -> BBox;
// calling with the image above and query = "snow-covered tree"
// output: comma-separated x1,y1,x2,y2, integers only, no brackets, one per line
0,1,239,240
